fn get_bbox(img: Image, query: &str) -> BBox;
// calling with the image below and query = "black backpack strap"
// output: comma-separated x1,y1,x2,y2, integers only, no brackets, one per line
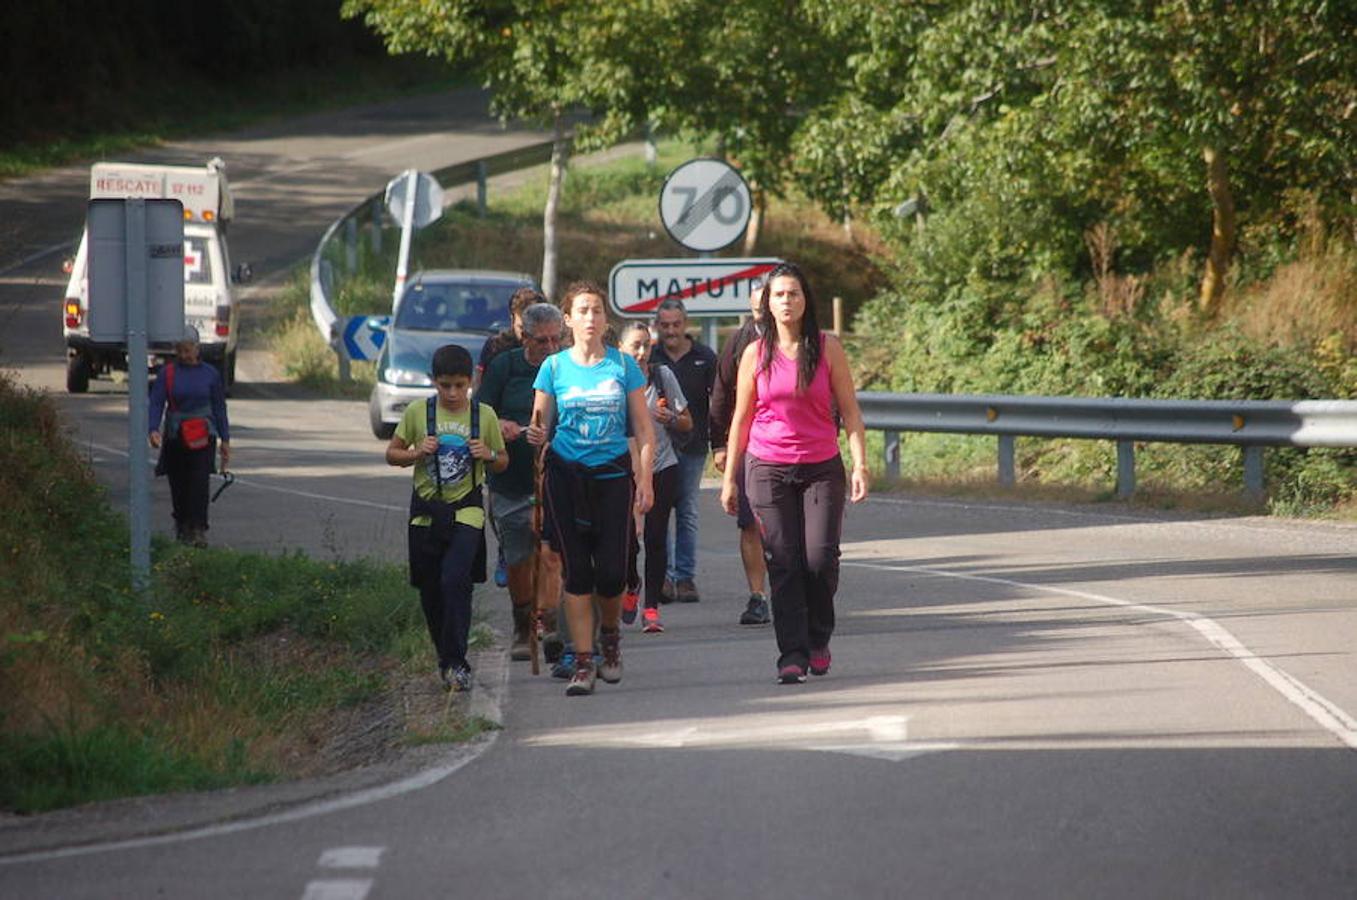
470,396,482,486
426,396,442,493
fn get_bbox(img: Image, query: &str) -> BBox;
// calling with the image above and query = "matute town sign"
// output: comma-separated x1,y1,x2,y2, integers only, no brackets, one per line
608,258,781,317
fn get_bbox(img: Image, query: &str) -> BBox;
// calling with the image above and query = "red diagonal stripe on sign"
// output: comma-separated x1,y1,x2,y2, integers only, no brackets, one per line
621,262,779,314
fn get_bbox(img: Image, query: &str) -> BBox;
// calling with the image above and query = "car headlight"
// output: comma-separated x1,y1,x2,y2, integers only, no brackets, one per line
384,368,432,387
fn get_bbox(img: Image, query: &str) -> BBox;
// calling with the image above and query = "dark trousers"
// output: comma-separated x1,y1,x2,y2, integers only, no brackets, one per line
628,465,679,609
746,454,846,669
410,522,481,671
544,459,634,598
161,439,213,534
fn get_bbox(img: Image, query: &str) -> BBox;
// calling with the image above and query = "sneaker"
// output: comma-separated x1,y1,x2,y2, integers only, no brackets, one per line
809,646,831,676
552,649,576,680
598,630,622,683
439,665,453,691
566,658,597,696
450,664,473,692
675,579,700,603
777,664,807,685
642,607,664,634
621,589,640,625
739,592,771,625
660,578,676,604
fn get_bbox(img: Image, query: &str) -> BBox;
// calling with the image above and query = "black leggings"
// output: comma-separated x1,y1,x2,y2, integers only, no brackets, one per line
746,454,846,670
544,453,634,598
628,464,679,608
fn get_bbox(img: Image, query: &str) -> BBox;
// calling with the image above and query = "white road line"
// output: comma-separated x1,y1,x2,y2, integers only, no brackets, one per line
0,734,495,864
846,559,1357,752
84,441,404,513
300,880,373,900
317,847,385,869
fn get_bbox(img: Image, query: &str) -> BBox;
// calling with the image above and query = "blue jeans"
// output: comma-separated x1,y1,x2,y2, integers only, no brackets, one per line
666,451,706,583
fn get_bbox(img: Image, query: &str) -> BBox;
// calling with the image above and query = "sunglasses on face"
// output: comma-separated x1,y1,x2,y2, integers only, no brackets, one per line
527,334,562,346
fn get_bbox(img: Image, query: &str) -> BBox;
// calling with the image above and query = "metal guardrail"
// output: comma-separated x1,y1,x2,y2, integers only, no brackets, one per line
860,392,1357,499
309,138,563,348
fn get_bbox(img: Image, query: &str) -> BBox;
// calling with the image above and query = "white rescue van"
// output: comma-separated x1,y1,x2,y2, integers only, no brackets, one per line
61,157,250,392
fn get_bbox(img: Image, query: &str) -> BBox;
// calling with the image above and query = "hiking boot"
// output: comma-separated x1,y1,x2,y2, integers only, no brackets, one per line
566,657,597,696
739,592,771,625
777,664,807,685
598,630,623,683
675,579,700,603
450,664,473,692
809,646,832,677
621,589,640,625
190,525,208,549
552,649,576,679
642,607,664,634
511,606,532,661
660,578,676,604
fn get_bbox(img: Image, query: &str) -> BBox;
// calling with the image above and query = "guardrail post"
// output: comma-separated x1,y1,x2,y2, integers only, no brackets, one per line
1243,446,1265,501
1116,440,1136,498
370,201,383,255
997,435,1015,486
884,430,900,481
345,217,358,274
331,320,351,385
476,161,488,217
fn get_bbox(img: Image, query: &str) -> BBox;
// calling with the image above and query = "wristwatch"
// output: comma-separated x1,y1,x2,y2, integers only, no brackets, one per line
488,449,499,463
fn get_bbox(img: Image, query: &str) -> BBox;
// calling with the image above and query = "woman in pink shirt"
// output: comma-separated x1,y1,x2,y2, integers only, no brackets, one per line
720,262,869,683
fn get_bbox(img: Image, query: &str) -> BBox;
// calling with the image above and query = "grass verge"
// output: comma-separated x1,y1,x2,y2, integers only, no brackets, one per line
0,371,483,814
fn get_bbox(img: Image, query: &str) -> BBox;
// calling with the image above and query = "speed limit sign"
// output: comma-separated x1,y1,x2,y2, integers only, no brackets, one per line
658,158,752,253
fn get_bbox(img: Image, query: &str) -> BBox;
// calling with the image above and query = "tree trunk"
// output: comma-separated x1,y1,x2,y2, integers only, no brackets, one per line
1198,145,1236,316
742,186,765,255
542,113,567,301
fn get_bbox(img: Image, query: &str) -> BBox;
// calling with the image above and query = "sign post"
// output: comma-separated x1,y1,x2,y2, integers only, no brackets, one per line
385,170,444,313
87,198,185,596
655,158,756,349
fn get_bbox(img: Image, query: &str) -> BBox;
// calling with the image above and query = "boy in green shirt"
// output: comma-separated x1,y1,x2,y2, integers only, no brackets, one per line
387,345,508,691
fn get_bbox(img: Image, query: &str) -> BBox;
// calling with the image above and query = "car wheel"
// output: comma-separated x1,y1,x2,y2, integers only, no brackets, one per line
370,391,395,440
67,355,91,393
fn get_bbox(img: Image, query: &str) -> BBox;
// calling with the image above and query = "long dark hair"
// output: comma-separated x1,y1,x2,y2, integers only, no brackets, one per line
757,261,822,393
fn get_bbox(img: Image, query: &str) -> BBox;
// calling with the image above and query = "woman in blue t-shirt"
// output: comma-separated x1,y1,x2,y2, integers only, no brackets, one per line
527,281,655,696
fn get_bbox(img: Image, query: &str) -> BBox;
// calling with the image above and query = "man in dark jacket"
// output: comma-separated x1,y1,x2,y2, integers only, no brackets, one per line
708,287,770,625
651,298,717,604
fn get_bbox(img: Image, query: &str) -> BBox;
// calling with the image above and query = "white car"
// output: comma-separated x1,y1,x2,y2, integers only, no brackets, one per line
369,269,535,439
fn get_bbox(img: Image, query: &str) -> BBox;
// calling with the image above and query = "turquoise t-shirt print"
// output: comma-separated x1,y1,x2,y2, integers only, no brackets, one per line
430,431,473,486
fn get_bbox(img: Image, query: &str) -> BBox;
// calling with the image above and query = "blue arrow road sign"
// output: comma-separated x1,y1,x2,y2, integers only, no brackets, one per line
342,315,389,361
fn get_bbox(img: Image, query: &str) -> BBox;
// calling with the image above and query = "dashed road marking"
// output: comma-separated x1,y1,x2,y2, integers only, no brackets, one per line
300,880,373,900
317,846,385,869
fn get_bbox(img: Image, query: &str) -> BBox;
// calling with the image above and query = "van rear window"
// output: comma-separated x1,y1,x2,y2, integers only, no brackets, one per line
183,238,213,285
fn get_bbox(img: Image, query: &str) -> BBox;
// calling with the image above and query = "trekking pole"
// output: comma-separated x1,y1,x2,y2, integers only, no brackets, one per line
528,410,545,676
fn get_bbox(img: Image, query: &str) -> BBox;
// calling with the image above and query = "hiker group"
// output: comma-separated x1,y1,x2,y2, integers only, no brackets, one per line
386,262,870,695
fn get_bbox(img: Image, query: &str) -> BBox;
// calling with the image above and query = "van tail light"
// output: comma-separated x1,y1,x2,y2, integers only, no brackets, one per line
215,305,230,338
64,299,82,328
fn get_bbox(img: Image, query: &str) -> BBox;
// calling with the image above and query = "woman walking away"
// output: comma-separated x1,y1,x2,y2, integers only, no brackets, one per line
619,322,692,634
148,327,230,547
527,282,654,696
720,262,869,684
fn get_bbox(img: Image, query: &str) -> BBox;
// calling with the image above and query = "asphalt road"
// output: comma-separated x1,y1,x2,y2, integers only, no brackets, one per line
2,94,1356,899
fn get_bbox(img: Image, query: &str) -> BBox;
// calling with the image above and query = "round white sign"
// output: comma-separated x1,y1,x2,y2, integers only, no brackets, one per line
658,158,752,253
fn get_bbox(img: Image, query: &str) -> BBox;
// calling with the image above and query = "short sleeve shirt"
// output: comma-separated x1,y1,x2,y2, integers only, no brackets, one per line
395,399,505,528
533,347,644,468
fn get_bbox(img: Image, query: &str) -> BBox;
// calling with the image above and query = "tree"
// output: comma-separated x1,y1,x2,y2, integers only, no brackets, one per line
340,0,608,298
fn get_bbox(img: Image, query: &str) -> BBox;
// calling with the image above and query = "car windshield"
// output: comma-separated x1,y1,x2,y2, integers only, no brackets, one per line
394,281,522,333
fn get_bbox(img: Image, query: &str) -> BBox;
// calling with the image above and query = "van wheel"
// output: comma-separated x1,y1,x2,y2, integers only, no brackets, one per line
370,392,395,440
67,356,91,393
